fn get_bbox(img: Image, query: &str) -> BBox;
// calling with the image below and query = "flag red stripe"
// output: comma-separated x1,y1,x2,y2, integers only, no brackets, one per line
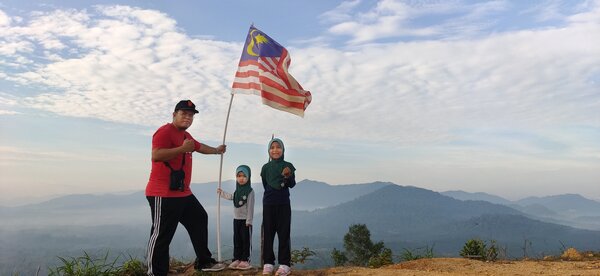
260,90,306,109
232,82,261,90
275,50,294,89
237,60,260,67
259,77,304,97
235,70,260,78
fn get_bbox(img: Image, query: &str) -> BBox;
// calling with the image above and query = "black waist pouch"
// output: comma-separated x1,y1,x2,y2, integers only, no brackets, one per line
169,170,185,191
165,137,188,192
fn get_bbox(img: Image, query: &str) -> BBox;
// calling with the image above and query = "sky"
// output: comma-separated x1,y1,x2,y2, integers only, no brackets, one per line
0,0,599,206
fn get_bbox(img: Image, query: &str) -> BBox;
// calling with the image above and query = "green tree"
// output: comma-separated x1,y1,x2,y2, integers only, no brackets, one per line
344,224,374,266
331,248,348,266
342,224,392,267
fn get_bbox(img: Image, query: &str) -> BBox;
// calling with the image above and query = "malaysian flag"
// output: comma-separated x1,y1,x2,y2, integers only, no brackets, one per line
232,26,312,117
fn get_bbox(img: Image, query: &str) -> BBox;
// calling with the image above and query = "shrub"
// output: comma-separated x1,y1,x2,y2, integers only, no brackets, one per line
368,247,393,268
460,239,498,261
486,240,498,261
48,251,150,276
291,247,316,266
48,251,119,276
401,244,435,261
118,258,146,276
331,248,348,266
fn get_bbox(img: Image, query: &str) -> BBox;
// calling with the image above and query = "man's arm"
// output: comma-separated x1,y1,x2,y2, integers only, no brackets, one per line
196,143,227,155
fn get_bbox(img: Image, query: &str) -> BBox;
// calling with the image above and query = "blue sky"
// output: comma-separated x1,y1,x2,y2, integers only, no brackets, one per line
0,0,599,206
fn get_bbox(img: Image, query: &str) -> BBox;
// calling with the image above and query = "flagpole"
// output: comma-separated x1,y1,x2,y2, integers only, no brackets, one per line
217,92,234,262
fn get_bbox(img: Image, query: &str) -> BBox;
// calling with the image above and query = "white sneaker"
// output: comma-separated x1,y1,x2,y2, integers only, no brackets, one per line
201,262,226,272
228,260,240,269
262,264,274,275
237,261,252,270
275,264,291,276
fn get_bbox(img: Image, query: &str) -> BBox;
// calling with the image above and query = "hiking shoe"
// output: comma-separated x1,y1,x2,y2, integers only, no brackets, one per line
237,261,252,270
228,260,240,269
200,261,226,272
262,264,274,275
194,258,217,270
275,264,291,276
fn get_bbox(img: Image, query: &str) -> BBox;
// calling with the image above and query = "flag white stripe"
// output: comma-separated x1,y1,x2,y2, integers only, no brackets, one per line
262,85,306,103
262,99,305,117
261,71,288,88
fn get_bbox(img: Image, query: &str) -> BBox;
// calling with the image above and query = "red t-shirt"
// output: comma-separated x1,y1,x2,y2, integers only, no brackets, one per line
145,123,202,197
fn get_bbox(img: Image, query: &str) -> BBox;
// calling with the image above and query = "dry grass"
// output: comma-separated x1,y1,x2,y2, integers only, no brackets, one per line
173,253,600,276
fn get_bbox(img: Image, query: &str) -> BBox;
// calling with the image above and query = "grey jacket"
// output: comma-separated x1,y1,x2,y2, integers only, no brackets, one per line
218,190,255,225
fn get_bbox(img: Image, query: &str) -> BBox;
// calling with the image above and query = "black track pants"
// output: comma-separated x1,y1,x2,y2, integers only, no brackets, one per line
262,204,291,266
146,195,213,276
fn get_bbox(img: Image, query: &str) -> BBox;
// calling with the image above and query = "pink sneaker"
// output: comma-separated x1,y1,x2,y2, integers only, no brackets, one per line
262,264,274,275
275,264,291,276
237,261,252,270
228,260,240,269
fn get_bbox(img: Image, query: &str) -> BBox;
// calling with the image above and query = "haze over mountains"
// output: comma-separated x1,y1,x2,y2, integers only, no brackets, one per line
441,190,600,231
2,180,600,275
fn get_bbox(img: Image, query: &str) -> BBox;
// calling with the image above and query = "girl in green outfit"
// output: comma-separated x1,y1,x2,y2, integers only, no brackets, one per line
260,138,296,276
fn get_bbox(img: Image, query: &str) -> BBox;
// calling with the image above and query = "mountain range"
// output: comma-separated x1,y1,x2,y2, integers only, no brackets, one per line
2,180,600,275
441,190,600,231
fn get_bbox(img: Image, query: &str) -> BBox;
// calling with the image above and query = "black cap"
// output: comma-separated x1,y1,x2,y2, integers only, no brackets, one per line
174,100,199,113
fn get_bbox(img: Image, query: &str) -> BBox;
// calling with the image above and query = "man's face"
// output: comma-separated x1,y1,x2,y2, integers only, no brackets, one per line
172,110,195,130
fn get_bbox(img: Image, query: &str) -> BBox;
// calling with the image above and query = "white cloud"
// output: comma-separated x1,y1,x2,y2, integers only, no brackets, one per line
327,0,442,43
0,146,124,162
0,3,598,152
320,0,361,23
0,110,19,115
568,0,600,24
0,9,11,26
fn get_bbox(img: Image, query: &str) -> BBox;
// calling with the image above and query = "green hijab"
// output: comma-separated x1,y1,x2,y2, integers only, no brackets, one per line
262,138,295,190
233,165,253,208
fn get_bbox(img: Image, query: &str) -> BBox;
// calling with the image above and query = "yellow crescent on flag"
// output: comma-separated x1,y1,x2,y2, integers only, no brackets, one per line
246,29,269,57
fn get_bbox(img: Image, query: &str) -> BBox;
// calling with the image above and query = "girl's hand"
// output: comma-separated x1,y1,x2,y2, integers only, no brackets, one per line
217,188,222,194
282,167,291,178
246,223,252,227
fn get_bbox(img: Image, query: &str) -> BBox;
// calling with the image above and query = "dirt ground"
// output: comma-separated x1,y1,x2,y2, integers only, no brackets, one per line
322,258,600,275
176,257,600,275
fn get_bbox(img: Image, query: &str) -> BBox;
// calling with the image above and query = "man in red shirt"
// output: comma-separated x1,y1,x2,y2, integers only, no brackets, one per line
145,100,227,275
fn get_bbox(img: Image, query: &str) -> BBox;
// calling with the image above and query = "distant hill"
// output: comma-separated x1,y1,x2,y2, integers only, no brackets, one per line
293,185,600,257
290,180,391,210
517,194,600,216
0,179,388,228
294,185,522,238
441,190,512,205
441,190,600,231
512,203,558,217
4,180,600,275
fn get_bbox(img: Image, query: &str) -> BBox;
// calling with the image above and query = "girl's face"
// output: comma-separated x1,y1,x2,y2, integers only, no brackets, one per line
236,172,248,185
269,141,283,160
